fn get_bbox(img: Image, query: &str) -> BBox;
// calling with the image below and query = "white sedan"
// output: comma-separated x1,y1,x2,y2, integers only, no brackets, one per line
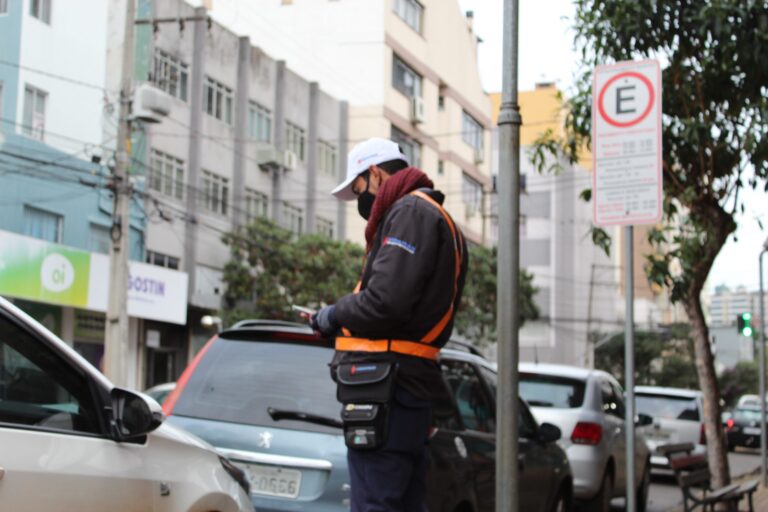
0,296,253,512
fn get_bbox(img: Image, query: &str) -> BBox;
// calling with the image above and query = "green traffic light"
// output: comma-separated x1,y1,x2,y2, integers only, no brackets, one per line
744,326,753,337
743,313,752,321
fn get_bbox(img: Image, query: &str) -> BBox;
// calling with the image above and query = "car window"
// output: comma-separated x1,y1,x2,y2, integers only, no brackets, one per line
173,339,341,434
734,408,765,422
600,380,624,418
442,361,495,433
607,381,626,418
519,373,586,408
0,315,100,435
635,393,701,422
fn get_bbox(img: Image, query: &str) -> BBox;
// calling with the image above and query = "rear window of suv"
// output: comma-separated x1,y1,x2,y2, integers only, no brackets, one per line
636,393,700,422
172,338,340,434
519,373,586,408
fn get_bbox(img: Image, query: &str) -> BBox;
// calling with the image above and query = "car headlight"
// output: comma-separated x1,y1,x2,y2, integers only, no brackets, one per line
220,456,251,496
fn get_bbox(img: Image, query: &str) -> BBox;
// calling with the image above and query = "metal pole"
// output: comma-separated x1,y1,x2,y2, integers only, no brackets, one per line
625,226,636,512
497,0,521,510
759,241,767,487
104,0,136,388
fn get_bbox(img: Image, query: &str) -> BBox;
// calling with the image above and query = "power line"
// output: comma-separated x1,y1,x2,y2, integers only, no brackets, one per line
0,58,114,93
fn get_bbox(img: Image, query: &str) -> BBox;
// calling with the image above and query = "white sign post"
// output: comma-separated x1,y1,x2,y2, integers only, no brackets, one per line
593,59,662,512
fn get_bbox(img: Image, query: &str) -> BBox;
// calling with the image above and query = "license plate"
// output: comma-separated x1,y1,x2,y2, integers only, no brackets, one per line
236,463,302,499
744,427,761,435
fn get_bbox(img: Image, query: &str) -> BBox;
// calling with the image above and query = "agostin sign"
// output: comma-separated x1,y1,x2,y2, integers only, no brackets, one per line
0,231,188,325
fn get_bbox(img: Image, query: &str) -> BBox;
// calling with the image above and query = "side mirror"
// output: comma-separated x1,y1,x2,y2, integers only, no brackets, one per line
110,388,163,441
538,422,562,444
636,413,654,427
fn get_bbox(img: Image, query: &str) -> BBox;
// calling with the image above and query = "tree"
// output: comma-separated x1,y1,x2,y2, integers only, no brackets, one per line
454,245,539,347
221,218,365,325
532,1,768,486
595,323,698,389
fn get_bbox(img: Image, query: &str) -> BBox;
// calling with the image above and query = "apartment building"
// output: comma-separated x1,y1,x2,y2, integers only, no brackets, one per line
114,0,347,386
207,0,494,246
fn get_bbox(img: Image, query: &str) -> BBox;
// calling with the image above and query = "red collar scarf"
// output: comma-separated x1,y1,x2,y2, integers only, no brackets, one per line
365,166,434,249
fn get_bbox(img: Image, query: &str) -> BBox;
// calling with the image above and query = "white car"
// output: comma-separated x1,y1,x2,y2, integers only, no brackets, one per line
0,296,253,512
519,363,651,512
635,386,707,469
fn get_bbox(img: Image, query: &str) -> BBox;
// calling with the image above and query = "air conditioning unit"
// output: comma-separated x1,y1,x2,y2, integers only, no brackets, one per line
474,147,485,164
255,145,283,171
283,150,298,171
410,96,426,124
131,83,171,124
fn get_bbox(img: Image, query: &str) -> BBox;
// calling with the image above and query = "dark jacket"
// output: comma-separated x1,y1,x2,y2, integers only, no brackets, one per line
334,188,469,400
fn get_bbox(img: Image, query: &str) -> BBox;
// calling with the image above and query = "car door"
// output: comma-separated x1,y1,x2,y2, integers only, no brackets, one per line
0,312,157,511
441,359,496,512
600,378,626,494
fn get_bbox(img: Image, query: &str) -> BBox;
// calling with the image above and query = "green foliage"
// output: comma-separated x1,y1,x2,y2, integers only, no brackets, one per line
595,323,698,389
454,245,539,347
221,217,365,325
719,361,759,408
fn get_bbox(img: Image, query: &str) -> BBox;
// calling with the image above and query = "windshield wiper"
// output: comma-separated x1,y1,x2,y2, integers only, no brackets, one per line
268,407,343,429
526,400,555,407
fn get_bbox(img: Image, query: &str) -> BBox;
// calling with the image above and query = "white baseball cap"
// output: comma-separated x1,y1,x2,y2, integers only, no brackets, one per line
331,137,409,201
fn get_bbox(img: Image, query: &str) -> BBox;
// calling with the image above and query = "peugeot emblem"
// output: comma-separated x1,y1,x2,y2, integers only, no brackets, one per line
257,431,274,449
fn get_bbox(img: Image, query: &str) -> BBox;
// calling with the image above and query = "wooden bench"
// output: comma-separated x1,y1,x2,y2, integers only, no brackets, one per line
658,443,758,512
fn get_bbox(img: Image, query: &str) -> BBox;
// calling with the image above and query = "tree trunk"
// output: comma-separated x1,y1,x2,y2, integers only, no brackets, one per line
683,295,730,488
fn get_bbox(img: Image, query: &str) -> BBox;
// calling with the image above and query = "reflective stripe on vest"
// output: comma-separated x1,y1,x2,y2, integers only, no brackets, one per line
335,190,463,360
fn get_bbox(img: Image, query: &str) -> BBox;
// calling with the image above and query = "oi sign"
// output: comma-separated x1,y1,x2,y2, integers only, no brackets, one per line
592,60,662,226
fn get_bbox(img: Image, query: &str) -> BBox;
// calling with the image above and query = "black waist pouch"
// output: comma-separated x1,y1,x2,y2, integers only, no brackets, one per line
336,362,396,450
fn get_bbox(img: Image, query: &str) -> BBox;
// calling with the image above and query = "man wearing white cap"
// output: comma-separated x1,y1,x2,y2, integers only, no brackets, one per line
312,137,468,511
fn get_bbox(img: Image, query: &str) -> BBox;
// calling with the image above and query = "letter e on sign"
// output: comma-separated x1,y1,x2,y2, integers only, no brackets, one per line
592,60,662,227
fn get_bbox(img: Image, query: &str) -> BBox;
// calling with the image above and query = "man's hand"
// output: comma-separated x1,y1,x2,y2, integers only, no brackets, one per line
311,305,339,336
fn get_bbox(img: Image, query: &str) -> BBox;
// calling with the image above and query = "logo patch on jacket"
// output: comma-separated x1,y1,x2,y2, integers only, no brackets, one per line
383,237,416,254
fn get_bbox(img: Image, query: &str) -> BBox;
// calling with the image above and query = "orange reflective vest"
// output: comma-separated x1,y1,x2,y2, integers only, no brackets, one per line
335,190,464,361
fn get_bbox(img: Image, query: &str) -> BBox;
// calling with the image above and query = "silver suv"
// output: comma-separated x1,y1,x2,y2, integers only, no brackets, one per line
519,363,651,512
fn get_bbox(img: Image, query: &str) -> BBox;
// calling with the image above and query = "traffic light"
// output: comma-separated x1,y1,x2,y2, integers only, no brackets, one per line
737,312,753,337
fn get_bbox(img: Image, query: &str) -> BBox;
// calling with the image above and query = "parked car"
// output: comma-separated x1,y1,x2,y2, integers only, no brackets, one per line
163,320,573,512
518,363,651,512
725,407,767,450
736,394,766,409
146,381,176,405
635,386,707,470
0,296,252,512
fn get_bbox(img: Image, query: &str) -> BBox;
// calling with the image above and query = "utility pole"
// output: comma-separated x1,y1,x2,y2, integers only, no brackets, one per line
759,237,767,486
104,0,136,388
497,0,521,510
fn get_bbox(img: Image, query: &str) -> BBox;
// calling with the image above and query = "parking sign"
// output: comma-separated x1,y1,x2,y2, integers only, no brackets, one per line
593,60,662,226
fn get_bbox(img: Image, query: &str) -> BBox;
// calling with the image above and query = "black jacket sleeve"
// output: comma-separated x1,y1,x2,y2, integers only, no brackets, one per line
334,199,440,335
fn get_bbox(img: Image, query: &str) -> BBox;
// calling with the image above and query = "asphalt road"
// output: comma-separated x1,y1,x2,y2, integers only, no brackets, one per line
607,449,762,512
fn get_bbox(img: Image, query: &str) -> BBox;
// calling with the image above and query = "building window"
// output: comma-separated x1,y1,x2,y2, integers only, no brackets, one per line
391,126,421,168
462,173,482,214
318,140,337,176
0,0,8,15
462,111,483,150
203,77,233,124
201,170,229,216
152,49,188,101
392,55,422,98
89,224,111,254
23,206,62,243
244,188,269,222
247,102,272,142
285,121,306,161
146,250,179,270
23,85,47,141
149,149,185,200
317,218,334,238
30,0,51,23
393,0,422,33
282,203,303,235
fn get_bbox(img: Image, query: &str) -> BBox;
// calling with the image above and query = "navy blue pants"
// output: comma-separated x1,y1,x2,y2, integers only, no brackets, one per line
347,387,432,512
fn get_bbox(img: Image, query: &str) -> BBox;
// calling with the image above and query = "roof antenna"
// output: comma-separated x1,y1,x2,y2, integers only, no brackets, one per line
533,337,540,364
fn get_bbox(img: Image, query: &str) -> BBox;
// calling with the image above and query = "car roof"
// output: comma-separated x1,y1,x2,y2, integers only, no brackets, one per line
635,385,702,398
518,362,599,380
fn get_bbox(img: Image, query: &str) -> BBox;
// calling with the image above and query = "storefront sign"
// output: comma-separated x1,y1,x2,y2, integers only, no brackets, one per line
0,231,188,325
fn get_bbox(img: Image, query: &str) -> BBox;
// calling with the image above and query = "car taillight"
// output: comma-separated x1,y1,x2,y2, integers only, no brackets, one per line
700,423,707,445
726,419,735,431
571,422,603,445
162,335,217,416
